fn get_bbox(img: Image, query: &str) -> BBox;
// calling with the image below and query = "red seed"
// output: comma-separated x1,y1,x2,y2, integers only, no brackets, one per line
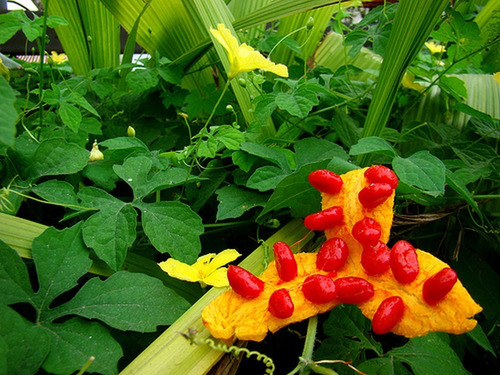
335,277,374,304
364,165,399,189
352,217,382,246
268,288,294,319
304,206,344,231
273,242,298,281
361,241,391,275
227,265,264,299
308,169,343,195
390,240,419,284
423,268,458,305
302,275,337,304
358,183,394,209
372,296,405,335
316,237,349,271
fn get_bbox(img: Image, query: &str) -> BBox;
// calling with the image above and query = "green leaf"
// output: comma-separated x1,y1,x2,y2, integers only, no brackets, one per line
157,64,183,85
253,94,278,123
26,139,90,180
196,137,218,158
138,201,203,263
392,151,446,197
445,169,482,218
0,241,33,305
126,68,159,93
100,136,148,151
246,166,288,192
82,205,137,271
344,29,370,58
389,333,469,375
240,142,291,172
294,137,348,168
214,126,245,150
358,358,413,375
0,76,17,148
42,318,122,375
113,155,192,200
350,136,397,158
275,85,319,118
78,186,124,209
467,324,495,356
0,20,21,44
52,272,190,332
438,75,467,101
0,304,50,375
31,180,79,206
216,185,268,221
32,223,92,308
67,92,100,117
59,101,83,133
259,160,329,219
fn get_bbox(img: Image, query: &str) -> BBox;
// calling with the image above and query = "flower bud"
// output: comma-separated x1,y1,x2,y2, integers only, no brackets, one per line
226,104,234,112
89,140,104,162
127,126,136,137
306,17,315,31
237,78,246,87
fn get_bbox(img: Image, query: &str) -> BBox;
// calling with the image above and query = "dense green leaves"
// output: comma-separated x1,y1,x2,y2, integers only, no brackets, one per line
0,76,16,148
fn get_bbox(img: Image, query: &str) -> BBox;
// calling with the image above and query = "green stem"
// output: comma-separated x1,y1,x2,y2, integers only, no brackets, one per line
38,0,49,128
299,315,319,375
8,190,96,212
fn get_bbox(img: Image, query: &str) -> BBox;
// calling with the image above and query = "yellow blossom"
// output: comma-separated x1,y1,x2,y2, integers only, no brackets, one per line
209,24,288,79
89,140,104,161
402,72,426,93
159,249,241,288
425,41,446,55
49,51,68,64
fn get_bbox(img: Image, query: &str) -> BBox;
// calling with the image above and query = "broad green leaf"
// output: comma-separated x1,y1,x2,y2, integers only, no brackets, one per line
216,185,268,221
32,223,92,308
240,142,291,172
445,169,482,219
26,139,90,180
214,126,245,150
275,85,319,118
332,108,361,149
294,137,348,168
42,318,122,375
52,272,190,332
78,186,124,209
246,166,288,192
392,151,446,197
0,76,16,148
0,304,50,375
438,75,467,101
258,160,329,219
82,205,137,271
67,92,100,117
0,20,21,44
138,201,204,263
253,94,278,124
158,64,183,85
126,68,159,94
350,136,397,157
0,241,32,305
452,141,498,169
344,29,370,58
113,155,192,200
389,333,469,375
358,358,412,375
186,160,228,212
100,136,148,150
31,180,79,206
197,137,218,158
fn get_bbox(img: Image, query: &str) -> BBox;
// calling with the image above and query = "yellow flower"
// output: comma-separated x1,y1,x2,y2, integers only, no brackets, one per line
49,51,68,64
401,72,426,93
159,249,241,288
425,41,446,55
209,24,288,79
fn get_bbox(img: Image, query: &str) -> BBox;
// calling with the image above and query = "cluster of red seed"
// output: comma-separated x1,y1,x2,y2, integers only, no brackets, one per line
227,166,459,336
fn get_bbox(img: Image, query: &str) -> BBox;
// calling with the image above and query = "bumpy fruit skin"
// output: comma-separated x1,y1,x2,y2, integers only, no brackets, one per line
364,165,398,189
227,265,264,299
361,241,391,275
391,240,419,284
273,242,298,281
308,169,343,195
358,183,394,209
372,296,405,335
423,268,458,305
335,277,374,304
304,206,344,231
302,275,337,304
268,289,294,319
352,217,382,246
316,238,349,271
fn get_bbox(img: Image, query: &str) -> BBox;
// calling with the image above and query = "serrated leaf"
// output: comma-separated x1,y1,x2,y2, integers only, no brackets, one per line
0,304,50,375
53,272,190,332
196,137,218,158
392,151,446,197
240,142,291,172
0,241,33,305
350,136,397,157
42,318,122,375
344,29,370,58
113,155,192,199
253,94,278,123
439,75,467,101
126,68,159,93
389,333,469,375
67,92,100,117
82,205,137,271
31,180,79,206
358,358,412,375
275,85,319,118
59,102,82,133
246,166,288,192
26,139,90,180
78,186,124,209
216,185,269,221
0,76,17,148
158,64,183,85
294,137,349,168
214,126,244,150
258,161,329,219
138,201,203,263
32,223,92,308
